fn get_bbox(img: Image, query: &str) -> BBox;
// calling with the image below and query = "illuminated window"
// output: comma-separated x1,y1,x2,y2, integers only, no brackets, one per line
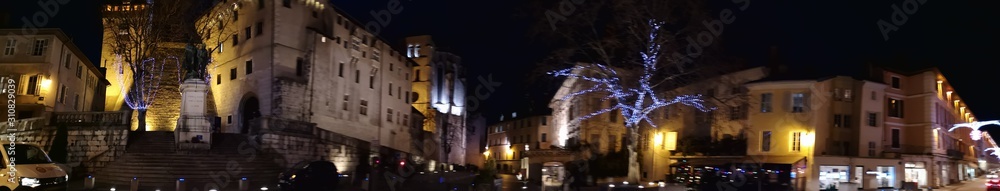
888,98,903,118
791,93,806,113
791,132,801,152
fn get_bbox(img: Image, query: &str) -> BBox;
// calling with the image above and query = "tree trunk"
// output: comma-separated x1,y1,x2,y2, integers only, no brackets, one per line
136,109,147,132
627,127,641,182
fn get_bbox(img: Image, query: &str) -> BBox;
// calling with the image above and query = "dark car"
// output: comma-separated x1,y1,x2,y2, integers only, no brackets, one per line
278,161,340,191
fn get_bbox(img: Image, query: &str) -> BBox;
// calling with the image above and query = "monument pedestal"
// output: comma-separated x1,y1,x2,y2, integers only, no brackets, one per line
176,79,212,150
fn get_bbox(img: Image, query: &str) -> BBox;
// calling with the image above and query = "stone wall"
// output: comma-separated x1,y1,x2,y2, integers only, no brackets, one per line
128,47,183,131
272,77,310,122
0,127,128,174
257,123,373,174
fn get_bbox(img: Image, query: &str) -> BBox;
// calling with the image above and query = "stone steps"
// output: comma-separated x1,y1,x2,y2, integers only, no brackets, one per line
93,132,282,190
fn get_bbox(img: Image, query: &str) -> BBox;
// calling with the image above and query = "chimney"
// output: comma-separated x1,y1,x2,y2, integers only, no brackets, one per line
767,46,787,74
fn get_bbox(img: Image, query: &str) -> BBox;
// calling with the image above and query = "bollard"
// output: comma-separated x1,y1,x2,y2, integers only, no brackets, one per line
131,177,139,191
240,177,249,191
84,175,95,189
176,178,186,191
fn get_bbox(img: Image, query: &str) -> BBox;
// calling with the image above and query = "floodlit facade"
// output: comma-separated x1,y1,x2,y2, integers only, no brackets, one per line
196,0,414,168
0,29,109,118
741,67,991,190
406,35,468,168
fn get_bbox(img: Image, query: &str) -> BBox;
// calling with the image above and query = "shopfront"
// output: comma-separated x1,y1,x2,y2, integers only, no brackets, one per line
904,162,928,187
819,165,850,190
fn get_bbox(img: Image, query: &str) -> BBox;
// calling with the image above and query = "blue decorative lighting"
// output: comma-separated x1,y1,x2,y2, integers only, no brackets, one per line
548,19,714,129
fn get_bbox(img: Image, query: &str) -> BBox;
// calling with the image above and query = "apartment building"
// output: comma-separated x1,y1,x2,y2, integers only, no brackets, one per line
1,29,109,119
486,112,552,174
742,66,990,190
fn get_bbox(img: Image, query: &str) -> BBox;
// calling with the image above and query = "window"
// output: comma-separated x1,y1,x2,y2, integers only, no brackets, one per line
58,85,67,103
397,87,401,99
843,89,852,101
387,108,393,122
729,105,747,120
227,115,232,124
405,91,410,103
791,93,805,113
360,100,368,115
234,10,238,21
834,114,843,127
761,131,772,152
890,76,900,89
3,39,15,55
369,75,375,89
342,95,349,111
30,39,48,56
542,133,547,142
388,83,393,96
282,0,290,8
760,93,773,112
64,53,71,68
258,0,264,9
256,22,264,36
245,60,253,74
230,68,237,80
791,132,801,152
75,63,82,78
232,34,239,46
351,38,361,50
22,75,37,95
890,129,900,148
355,70,360,83
338,63,344,77
73,94,79,110
868,142,876,157
216,74,221,84
372,51,381,61
871,91,876,100
843,115,851,128
245,27,252,40
888,98,903,118
296,58,305,76
867,112,877,126
542,117,548,126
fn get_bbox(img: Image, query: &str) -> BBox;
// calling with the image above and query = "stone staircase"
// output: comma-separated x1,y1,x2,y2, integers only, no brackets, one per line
90,132,283,190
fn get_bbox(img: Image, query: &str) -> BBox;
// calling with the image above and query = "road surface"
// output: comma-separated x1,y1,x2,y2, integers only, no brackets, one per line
949,177,987,191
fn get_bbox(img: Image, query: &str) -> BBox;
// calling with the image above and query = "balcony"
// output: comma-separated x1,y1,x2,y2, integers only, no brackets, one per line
883,144,933,155
947,149,964,160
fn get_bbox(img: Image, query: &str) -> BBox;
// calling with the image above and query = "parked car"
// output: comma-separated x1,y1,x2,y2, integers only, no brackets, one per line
278,161,340,191
0,142,68,191
988,178,1000,191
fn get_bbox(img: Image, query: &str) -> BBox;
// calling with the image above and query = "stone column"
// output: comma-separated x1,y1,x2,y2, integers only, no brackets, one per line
176,78,212,150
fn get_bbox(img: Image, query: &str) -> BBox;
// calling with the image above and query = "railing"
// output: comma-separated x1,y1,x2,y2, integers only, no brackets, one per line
947,149,964,159
0,117,47,132
883,144,933,154
50,111,130,126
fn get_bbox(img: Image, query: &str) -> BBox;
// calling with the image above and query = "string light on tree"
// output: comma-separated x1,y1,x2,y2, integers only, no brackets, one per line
949,120,1000,141
548,19,716,182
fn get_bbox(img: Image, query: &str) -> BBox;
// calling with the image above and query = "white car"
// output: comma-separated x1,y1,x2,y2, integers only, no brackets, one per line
988,174,999,179
0,142,68,191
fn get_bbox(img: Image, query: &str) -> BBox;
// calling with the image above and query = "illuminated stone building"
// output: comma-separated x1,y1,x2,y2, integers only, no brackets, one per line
0,29,109,118
195,0,415,169
406,35,468,169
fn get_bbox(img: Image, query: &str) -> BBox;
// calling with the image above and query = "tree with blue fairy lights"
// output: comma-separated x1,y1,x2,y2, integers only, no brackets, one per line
549,19,716,182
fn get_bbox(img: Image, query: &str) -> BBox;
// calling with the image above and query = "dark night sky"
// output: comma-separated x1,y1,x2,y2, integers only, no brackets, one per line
3,0,999,127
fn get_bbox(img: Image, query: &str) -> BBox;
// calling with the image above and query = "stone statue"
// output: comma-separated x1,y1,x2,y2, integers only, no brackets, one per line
183,43,210,80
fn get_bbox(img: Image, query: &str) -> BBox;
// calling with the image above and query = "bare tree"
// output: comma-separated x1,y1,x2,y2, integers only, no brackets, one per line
103,0,187,131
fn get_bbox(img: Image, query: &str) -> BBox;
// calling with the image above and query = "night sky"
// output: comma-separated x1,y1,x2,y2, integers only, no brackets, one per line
3,0,999,128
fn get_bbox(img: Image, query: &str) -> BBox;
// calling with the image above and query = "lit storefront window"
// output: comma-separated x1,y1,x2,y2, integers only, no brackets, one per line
819,166,850,190
877,166,896,187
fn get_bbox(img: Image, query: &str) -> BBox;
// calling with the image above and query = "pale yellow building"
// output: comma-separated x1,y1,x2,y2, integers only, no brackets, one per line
1,29,109,118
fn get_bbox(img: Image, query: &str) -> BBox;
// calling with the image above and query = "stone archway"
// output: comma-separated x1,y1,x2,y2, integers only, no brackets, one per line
239,95,261,134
